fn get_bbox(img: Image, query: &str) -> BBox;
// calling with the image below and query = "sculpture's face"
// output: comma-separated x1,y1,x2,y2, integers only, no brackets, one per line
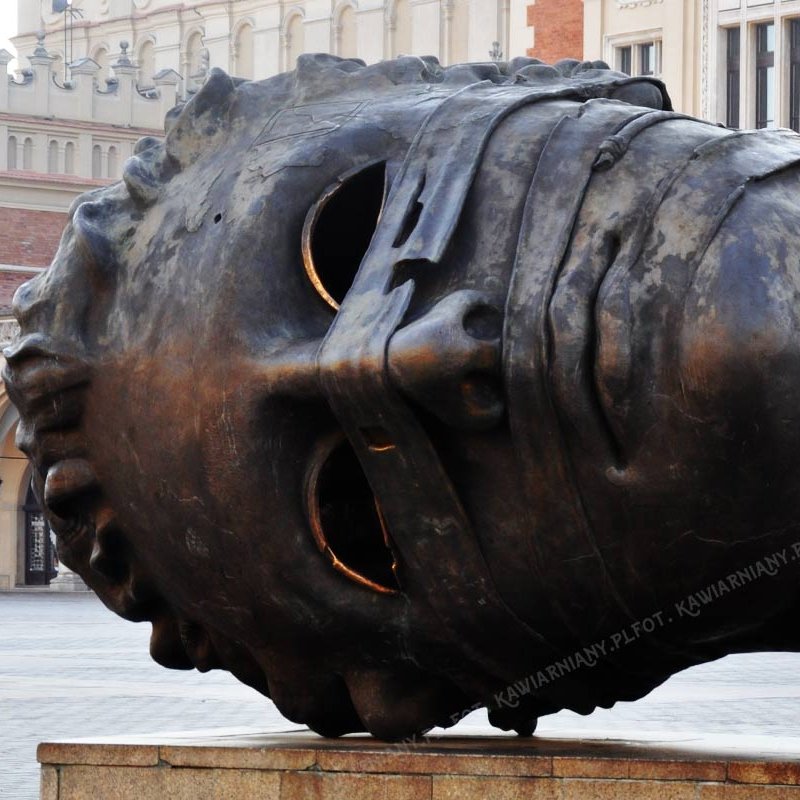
7,55,800,740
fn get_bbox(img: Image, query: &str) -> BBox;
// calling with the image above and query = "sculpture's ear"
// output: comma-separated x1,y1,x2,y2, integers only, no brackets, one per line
164,68,238,168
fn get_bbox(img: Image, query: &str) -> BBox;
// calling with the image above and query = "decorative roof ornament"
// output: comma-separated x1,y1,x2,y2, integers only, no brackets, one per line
33,31,48,58
115,41,133,68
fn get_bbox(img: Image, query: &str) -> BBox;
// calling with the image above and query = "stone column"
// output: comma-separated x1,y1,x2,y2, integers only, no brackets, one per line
279,32,289,73
111,42,137,127
78,132,92,179
384,13,395,59
582,0,602,62
0,443,26,590
33,133,48,173
0,124,7,171
411,0,441,60
28,32,55,118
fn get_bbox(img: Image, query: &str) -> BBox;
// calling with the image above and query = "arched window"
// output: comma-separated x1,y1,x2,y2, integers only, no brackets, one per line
64,141,75,174
186,31,204,76
287,15,304,69
22,138,33,170
7,135,17,170
338,6,357,59
137,39,155,87
48,140,59,173
393,0,411,57
234,23,254,79
92,144,102,178
93,46,110,86
107,145,118,179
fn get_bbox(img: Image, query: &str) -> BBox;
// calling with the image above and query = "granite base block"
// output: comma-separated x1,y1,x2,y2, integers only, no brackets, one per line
37,727,800,799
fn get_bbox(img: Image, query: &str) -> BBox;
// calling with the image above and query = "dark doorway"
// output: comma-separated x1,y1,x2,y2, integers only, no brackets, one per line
23,481,56,586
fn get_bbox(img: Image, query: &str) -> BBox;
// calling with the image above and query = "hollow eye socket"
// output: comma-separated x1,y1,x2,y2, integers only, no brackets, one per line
302,161,387,311
306,433,399,595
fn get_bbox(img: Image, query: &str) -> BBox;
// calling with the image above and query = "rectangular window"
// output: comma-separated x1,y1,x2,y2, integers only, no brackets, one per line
791,19,800,133
613,39,660,78
640,42,655,76
755,22,775,129
726,27,740,128
618,46,632,76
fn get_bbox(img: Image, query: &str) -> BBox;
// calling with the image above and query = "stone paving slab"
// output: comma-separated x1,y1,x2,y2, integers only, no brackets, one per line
6,592,800,798
0,593,283,800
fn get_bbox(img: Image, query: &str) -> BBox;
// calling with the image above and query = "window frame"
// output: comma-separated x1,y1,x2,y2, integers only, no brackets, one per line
618,45,632,76
726,26,741,128
755,21,776,129
790,18,800,133
611,37,662,79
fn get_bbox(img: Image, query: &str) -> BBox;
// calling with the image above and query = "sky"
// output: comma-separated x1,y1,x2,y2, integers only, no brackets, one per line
0,0,18,73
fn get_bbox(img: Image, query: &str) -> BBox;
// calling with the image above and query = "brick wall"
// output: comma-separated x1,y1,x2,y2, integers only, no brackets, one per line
526,0,584,64
0,207,66,270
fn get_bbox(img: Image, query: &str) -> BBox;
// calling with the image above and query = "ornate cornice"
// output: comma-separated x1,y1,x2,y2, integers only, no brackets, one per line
617,0,663,8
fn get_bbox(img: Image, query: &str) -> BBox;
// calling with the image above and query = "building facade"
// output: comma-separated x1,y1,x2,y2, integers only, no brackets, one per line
570,0,800,127
582,0,704,117
705,0,800,132
13,0,533,85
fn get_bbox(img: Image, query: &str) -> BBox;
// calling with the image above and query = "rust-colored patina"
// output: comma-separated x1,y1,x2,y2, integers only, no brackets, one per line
7,54,800,740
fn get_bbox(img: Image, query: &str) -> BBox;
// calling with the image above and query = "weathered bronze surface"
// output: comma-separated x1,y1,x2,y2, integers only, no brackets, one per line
7,54,800,740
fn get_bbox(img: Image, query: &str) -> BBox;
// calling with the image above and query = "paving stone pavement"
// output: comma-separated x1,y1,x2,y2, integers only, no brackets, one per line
4,592,800,799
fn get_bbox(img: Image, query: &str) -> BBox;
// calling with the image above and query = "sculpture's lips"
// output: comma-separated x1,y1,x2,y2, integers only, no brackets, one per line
3,332,56,363
6,339,165,628
3,335,91,410
2,334,92,482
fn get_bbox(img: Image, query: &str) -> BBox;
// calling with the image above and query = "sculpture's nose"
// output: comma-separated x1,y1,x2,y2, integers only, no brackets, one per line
387,290,504,430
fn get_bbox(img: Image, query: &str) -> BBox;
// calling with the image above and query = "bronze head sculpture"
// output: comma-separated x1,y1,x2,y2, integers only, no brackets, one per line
6,54,800,740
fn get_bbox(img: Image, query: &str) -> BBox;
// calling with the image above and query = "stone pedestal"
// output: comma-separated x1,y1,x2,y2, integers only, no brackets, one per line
48,565,89,592
37,727,800,799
